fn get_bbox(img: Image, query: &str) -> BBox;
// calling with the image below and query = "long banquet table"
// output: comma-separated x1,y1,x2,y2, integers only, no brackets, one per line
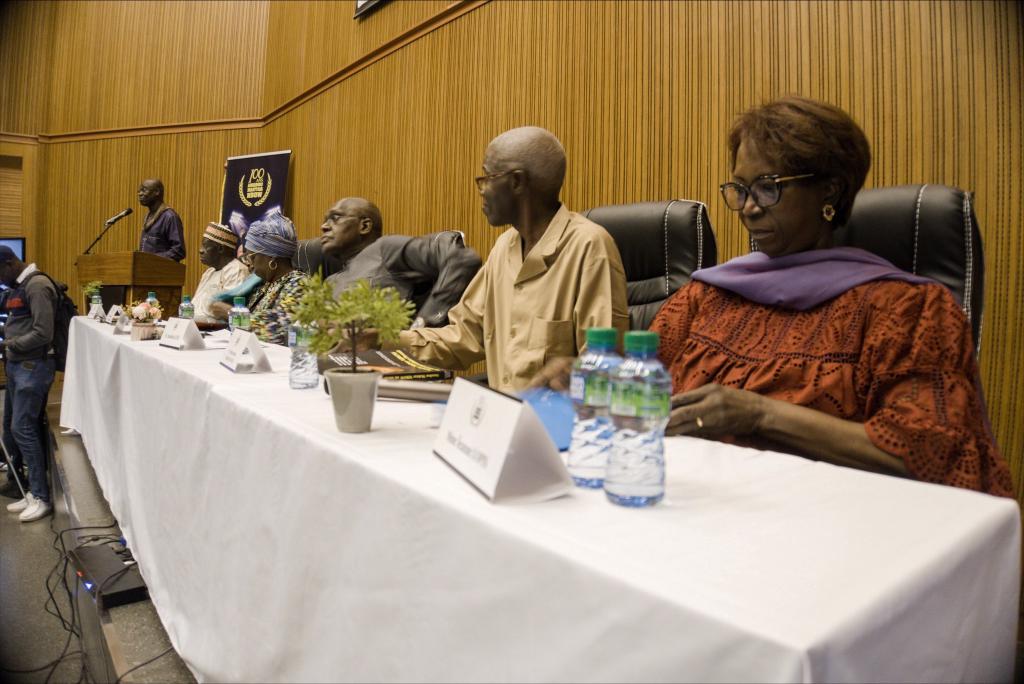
60,317,1020,682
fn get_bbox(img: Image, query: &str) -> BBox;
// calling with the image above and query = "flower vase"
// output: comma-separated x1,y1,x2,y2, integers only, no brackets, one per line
130,322,158,341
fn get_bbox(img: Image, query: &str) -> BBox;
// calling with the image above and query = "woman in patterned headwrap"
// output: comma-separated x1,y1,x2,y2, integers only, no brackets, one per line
238,212,306,346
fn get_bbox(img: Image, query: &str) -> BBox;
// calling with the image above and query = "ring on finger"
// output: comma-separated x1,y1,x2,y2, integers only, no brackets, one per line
695,416,704,429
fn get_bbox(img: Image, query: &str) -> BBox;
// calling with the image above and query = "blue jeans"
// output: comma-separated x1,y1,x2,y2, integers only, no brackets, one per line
3,358,55,503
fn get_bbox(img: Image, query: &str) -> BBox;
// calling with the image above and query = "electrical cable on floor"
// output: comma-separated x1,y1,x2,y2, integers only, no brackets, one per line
113,645,175,684
0,518,120,680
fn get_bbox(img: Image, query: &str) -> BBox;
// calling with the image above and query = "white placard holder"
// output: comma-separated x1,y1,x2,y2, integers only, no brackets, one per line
105,305,125,324
87,303,105,319
220,329,272,373
433,378,572,503
113,314,132,335
159,317,206,350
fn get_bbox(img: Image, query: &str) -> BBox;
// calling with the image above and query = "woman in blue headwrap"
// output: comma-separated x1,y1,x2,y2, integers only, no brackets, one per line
238,212,305,345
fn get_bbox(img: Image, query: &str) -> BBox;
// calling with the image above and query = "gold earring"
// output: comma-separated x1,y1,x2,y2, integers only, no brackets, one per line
268,258,278,271
822,204,836,222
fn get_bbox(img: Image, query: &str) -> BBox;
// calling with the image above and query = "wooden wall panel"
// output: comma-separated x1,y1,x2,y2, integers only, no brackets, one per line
0,157,23,233
37,128,262,299
1,0,1022,506
262,0,451,113
28,1,267,134
0,2,56,135
0,139,40,264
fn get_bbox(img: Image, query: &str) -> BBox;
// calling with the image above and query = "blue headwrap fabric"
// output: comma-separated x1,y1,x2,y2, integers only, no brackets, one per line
244,213,297,259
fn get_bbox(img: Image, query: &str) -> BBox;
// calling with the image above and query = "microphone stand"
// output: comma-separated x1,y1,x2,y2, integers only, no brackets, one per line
77,217,127,266
82,220,119,257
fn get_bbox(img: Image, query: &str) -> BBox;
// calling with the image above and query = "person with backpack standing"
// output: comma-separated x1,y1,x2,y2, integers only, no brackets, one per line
0,245,57,522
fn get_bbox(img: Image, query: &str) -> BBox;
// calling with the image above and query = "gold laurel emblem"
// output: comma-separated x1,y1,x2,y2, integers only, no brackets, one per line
237,168,273,207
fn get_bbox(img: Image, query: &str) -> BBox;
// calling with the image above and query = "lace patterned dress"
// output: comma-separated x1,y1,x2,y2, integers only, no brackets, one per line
248,269,306,346
651,279,1013,497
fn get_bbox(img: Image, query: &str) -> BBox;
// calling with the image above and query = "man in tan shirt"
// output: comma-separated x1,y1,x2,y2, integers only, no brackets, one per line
399,126,628,393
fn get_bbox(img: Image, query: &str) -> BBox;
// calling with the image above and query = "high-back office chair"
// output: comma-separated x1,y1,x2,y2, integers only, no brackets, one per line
295,238,344,280
835,184,985,351
295,231,480,328
584,200,717,330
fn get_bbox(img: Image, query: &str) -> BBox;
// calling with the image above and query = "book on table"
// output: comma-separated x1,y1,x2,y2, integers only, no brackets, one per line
323,349,452,381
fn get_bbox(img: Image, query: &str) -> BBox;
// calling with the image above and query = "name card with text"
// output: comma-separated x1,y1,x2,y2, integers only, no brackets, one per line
159,318,205,350
87,303,105,319
105,305,125,324
220,329,272,373
433,378,572,503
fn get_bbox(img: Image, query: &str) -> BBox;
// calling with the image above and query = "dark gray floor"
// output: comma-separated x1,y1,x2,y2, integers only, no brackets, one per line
0,390,194,684
0,480,88,683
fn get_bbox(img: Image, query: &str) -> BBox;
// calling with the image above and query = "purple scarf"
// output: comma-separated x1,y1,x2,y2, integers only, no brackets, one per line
691,247,936,310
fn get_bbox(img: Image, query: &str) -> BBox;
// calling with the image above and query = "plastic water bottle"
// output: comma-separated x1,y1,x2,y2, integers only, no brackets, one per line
146,291,158,306
178,295,194,319
228,296,251,331
288,324,319,389
90,294,103,318
605,331,671,507
567,328,622,488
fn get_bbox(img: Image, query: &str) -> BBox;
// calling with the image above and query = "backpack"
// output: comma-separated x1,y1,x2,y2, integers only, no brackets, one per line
25,271,79,372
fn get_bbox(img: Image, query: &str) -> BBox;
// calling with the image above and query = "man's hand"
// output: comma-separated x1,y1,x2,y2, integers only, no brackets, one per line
527,356,575,392
208,301,232,320
330,328,382,354
666,384,768,438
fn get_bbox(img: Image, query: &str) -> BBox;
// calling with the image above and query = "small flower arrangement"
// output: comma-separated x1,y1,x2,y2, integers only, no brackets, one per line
130,299,163,324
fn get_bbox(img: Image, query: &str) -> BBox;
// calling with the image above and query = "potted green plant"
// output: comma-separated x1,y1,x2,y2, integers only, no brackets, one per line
294,274,414,433
82,280,103,313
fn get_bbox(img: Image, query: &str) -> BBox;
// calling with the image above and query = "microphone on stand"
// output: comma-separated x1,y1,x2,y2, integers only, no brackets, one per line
81,207,136,258
104,207,134,225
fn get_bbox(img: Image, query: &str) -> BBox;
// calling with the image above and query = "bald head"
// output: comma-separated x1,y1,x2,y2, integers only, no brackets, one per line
485,127,566,201
335,197,382,237
137,178,165,208
320,196,383,259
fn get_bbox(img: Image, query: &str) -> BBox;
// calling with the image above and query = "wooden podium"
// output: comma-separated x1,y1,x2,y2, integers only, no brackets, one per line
76,251,185,317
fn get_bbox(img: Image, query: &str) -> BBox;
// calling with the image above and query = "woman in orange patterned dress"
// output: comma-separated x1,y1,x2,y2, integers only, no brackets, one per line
652,96,1012,496
534,96,1012,497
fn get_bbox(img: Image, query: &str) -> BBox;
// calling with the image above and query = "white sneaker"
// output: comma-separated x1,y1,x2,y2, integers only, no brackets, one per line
19,496,52,522
7,492,34,513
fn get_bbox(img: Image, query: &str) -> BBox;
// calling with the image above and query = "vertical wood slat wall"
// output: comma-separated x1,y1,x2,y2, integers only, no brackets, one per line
0,1,1022,507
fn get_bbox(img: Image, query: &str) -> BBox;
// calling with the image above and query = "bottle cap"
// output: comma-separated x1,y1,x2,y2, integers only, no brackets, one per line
147,291,156,299
585,327,618,349
623,330,659,354
233,296,245,306
182,295,191,304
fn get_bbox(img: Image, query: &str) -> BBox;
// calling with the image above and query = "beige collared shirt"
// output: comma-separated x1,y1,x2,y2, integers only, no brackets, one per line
400,205,629,393
192,259,250,320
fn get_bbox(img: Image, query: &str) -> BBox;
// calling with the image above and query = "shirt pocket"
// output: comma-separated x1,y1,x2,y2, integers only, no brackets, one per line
528,317,577,363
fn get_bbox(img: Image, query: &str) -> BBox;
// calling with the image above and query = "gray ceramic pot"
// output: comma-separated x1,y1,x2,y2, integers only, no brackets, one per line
323,368,381,433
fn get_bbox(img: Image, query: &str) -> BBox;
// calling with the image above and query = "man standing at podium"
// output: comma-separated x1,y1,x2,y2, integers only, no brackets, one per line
137,178,185,261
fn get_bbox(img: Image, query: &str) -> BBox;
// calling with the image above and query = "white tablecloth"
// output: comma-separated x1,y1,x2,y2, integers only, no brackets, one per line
60,317,1020,683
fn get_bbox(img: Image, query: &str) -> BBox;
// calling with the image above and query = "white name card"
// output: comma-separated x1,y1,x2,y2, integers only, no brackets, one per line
220,329,272,373
433,378,572,503
105,305,125,324
113,314,132,335
87,303,105,319
159,317,205,350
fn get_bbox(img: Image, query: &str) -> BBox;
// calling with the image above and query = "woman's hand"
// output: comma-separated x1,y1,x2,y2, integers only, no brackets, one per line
528,356,575,392
667,384,768,438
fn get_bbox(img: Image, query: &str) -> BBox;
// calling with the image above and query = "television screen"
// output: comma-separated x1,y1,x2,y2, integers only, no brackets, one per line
0,238,25,261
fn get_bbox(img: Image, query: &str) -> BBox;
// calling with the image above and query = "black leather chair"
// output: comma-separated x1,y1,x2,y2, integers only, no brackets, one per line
584,200,717,330
834,184,984,350
295,238,344,279
296,231,481,328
